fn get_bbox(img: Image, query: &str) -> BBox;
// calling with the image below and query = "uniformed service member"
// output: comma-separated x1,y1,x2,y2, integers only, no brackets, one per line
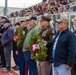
37,15,56,75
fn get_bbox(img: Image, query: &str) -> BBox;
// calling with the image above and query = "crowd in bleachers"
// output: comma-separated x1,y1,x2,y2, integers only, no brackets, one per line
9,0,76,18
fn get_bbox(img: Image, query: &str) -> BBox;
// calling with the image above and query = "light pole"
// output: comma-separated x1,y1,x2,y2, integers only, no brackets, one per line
4,0,8,16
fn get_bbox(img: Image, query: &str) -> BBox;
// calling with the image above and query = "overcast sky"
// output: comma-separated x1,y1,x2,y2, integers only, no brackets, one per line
0,0,42,8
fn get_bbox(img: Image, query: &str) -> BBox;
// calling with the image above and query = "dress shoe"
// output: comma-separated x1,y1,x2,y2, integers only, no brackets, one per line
12,66,19,70
0,65,6,68
2,68,10,73
12,65,17,69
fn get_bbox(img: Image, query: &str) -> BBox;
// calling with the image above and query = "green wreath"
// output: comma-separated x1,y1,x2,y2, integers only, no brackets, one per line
29,34,47,61
14,27,25,48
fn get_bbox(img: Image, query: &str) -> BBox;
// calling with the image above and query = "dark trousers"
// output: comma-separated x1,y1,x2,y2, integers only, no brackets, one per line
18,53,28,75
0,42,6,66
3,45,12,70
23,51,38,75
13,46,19,66
50,67,52,75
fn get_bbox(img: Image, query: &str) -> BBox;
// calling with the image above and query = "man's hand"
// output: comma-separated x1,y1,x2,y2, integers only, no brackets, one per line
42,39,47,46
16,51,18,55
66,65,72,70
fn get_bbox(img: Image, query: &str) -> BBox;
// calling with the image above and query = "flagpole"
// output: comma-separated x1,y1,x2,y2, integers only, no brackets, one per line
4,0,8,16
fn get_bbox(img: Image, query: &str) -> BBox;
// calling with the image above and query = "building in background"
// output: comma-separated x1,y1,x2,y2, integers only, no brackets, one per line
0,6,22,16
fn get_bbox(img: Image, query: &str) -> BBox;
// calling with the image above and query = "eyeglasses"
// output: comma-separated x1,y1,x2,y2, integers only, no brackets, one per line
57,22,62,24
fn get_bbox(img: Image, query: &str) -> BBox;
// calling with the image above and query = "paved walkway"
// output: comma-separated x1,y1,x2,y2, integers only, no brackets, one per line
0,51,19,75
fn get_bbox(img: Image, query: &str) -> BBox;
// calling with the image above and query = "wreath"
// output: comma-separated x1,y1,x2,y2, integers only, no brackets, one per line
13,27,25,48
29,34,48,61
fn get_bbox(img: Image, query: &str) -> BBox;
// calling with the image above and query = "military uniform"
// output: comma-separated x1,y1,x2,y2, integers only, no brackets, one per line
40,25,55,61
38,25,55,75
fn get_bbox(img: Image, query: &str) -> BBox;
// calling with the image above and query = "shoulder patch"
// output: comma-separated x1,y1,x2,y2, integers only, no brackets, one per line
51,29,55,34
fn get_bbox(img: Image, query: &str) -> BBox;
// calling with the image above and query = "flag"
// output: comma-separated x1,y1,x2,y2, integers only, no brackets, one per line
32,44,40,51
